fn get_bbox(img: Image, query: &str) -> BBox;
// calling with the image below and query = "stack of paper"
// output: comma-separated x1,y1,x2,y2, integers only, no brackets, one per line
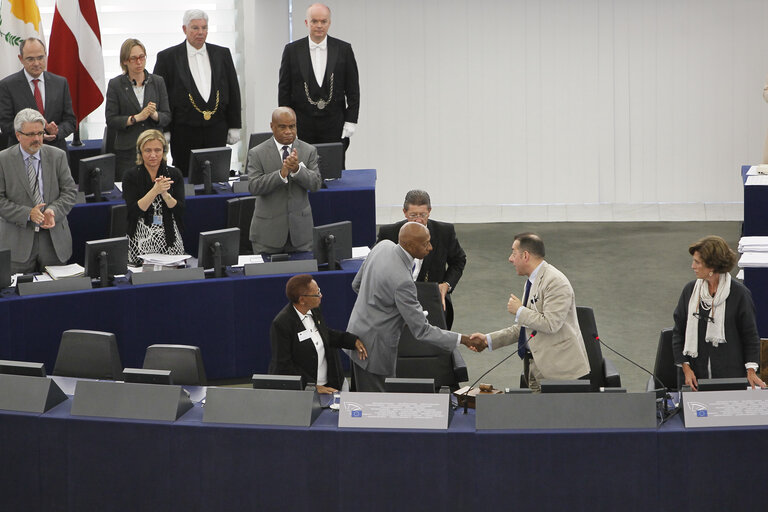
747,165,768,175
738,252,768,268
738,236,768,253
351,246,371,259
140,253,191,266
45,263,85,280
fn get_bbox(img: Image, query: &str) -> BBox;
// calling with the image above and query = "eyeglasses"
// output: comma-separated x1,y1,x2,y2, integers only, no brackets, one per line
692,312,714,324
406,212,429,220
17,131,45,137
23,56,45,63
301,289,322,298
128,54,147,63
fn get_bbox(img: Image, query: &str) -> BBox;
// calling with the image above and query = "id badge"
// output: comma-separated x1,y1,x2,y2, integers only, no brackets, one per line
152,214,162,226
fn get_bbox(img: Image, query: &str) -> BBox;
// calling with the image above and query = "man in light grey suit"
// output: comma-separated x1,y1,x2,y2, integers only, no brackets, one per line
0,38,76,151
247,107,321,254
346,222,483,392
471,233,590,392
0,109,77,273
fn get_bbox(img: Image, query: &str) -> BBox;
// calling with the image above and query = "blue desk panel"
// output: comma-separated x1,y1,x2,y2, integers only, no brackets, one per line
0,260,362,380
67,169,377,264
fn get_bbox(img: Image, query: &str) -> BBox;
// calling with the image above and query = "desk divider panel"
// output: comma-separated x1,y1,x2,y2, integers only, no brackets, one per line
17,277,92,296
130,267,205,285
71,380,193,421
202,387,321,426
0,375,68,413
476,392,657,430
244,260,318,276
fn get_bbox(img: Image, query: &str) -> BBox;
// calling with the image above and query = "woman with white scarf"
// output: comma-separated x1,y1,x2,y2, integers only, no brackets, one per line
671,236,765,390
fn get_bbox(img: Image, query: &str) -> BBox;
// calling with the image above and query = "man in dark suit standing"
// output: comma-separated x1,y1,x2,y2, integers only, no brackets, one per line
278,3,359,161
0,38,76,152
153,9,241,176
377,190,467,329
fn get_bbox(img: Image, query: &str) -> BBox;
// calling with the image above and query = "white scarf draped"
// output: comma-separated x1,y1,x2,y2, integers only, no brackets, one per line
683,272,731,358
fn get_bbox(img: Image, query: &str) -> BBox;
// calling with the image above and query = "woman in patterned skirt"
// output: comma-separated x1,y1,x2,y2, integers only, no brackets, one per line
122,129,185,265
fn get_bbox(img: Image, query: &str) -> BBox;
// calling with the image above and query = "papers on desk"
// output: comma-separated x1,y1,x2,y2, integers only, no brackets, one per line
738,252,768,268
351,246,371,259
114,182,123,193
140,253,191,266
45,263,85,280
745,175,768,186
747,165,768,175
235,254,265,267
738,236,768,253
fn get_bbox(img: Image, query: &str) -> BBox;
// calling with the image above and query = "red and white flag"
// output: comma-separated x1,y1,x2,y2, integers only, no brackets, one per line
47,0,105,123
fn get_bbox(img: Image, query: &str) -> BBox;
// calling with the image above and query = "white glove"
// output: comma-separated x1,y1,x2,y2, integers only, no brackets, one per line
341,122,356,139
227,128,241,145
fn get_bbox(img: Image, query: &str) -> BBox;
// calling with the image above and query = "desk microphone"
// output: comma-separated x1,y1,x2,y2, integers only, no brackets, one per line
461,333,535,414
593,333,679,422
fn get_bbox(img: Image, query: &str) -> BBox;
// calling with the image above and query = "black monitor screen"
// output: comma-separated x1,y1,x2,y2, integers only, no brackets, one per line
312,221,352,269
696,378,749,392
314,142,344,180
84,236,129,283
189,147,232,193
0,248,10,288
78,153,116,199
123,368,173,385
252,374,305,390
198,228,240,276
0,359,46,377
540,380,593,393
384,377,436,393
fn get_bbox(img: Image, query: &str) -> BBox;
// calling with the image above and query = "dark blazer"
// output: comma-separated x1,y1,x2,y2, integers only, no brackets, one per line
122,163,185,246
672,279,760,378
0,144,77,263
153,42,241,131
377,219,466,291
278,36,359,124
269,303,358,389
0,70,76,151
105,72,171,151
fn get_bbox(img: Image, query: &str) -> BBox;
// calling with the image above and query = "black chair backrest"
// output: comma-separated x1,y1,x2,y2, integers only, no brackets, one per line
653,328,679,390
53,329,122,380
109,203,128,238
315,142,344,180
576,306,602,391
244,132,273,171
143,344,207,386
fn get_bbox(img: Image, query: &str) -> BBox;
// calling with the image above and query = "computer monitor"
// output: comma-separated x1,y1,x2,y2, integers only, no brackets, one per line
122,368,173,385
0,248,10,288
78,153,116,202
384,377,436,393
84,236,129,286
252,374,305,390
189,147,232,195
0,359,46,377
312,221,352,270
540,380,593,393
197,227,240,278
315,142,344,180
696,378,750,392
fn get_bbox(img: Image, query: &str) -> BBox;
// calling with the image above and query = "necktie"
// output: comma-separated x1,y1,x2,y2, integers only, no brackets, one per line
517,279,532,359
282,145,290,161
32,79,45,116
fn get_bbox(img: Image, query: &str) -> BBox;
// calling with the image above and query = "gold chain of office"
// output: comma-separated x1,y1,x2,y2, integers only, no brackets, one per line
188,90,220,120
303,73,334,110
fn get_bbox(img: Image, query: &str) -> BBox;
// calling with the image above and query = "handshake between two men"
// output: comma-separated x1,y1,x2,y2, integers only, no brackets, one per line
460,334,488,352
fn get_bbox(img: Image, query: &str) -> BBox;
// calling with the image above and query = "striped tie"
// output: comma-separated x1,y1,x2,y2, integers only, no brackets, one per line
26,157,43,205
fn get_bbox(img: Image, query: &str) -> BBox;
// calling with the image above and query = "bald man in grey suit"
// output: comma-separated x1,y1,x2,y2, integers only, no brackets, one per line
0,109,77,273
346,222,483,392
247,107,321,254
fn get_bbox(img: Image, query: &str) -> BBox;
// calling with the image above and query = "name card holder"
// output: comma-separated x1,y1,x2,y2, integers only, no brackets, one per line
130,267,205,285
244,259,318,276
476,392,657,430
17,277,92,296
70,380,192,421
681,388,768,428
0,374,67,413
202,387,321,426
338,392,450,430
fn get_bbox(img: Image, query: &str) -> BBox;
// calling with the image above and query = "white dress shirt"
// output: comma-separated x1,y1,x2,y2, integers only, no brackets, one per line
186,41,211,101
294,307,328,386
308,37,327,86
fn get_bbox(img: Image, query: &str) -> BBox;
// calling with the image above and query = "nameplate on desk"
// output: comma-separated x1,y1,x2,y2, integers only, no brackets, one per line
17,277,92,296
244,259,318,276
681,389,768,428
70,380,192,422
476,392,657,430
203,387,321,426
130,267,205,285
337,392,450,430
0,375,68,413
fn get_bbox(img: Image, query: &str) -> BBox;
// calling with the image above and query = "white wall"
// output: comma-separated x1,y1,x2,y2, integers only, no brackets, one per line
279,0,768,223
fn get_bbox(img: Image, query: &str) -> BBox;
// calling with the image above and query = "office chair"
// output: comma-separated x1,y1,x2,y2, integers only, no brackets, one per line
645,328,681,392
225,196,256,255
109,203,128,238
53,329,123,380
143,344,207,386
396,282,468,391
243,131,273,170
